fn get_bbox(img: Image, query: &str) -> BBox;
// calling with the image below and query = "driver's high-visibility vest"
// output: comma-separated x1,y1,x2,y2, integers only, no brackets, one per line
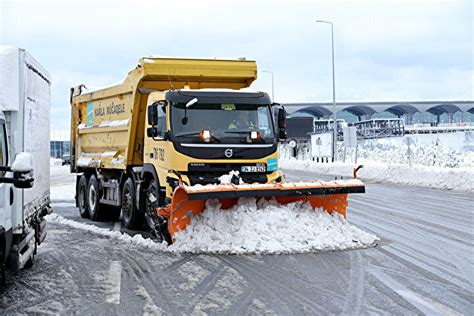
228,120,255,129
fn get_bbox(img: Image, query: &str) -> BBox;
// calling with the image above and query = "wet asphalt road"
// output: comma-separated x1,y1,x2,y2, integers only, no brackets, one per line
0,166,472,315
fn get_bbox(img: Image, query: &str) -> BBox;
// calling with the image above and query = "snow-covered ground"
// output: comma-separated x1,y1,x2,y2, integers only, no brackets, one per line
280,131,474,191
48,159,378,255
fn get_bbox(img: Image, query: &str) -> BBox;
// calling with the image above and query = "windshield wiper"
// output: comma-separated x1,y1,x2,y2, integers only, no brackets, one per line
223,130,252,134
174,131,222,143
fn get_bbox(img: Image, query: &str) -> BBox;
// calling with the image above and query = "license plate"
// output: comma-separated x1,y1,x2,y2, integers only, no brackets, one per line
241,164,266,173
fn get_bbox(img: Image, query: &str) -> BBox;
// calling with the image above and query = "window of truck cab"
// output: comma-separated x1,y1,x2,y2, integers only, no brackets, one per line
156,102,167,137
170,103,274,143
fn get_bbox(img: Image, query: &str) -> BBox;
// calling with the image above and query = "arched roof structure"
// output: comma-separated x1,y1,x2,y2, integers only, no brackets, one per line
292,105,333,118
426,103,462,116
385,104,419,116
342,105,376,118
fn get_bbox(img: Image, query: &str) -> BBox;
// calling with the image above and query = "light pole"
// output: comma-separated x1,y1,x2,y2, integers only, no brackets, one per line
262,70,274,101
316,20,337,161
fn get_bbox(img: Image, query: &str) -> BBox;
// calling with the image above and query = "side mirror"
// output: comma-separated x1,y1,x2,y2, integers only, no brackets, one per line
273,104,287,140
277,107,286,129
147,127,159,138
11,153,34,189
147,103,158,126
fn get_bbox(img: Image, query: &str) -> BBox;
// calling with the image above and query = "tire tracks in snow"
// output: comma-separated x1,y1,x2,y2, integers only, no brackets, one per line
219,256,333,315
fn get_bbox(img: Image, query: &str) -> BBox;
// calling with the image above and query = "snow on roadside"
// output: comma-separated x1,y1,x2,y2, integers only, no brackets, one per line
47,198,378,255
280,159,474,192
45,213,169,251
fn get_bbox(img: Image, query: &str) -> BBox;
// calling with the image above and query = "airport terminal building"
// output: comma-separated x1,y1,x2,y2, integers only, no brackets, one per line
284,100,474,125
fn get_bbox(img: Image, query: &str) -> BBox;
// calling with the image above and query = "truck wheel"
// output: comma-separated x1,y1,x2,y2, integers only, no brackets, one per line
87,175,102,221
143,180,172,244
78,175,89,218
121,178,143,229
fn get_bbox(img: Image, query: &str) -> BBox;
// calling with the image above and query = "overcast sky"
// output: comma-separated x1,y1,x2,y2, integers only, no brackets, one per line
1,0,472,138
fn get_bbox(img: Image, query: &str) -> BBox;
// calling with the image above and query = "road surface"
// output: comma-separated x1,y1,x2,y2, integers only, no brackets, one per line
1,166,472,315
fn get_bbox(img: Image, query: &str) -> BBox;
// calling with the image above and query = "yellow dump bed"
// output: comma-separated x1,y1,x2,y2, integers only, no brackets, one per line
70,57,257,171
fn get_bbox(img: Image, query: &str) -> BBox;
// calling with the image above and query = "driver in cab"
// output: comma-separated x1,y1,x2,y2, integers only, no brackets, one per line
228,111,256,130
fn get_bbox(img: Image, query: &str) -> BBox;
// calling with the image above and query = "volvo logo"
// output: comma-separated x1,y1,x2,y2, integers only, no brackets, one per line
224,149,233,158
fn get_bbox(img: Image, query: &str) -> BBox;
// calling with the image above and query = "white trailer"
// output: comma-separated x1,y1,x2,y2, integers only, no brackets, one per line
0,46,51,285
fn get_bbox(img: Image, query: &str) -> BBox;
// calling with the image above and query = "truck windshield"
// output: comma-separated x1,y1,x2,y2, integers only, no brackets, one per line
171,103,274,142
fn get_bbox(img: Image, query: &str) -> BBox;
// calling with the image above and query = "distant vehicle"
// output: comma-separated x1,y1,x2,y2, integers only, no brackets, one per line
0,47,51,285
61,153,71,165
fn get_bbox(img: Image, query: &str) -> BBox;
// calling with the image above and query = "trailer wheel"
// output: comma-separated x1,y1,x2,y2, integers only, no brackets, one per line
87,175,102,221
121,178,143,229
77,175,89,218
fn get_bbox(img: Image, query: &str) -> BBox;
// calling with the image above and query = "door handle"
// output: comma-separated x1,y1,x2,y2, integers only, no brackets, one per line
10,187,14,206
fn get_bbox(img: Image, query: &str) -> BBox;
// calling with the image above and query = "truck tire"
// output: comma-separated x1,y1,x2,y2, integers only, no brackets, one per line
87,175,102,221
143,179,172,244
77,175,89,218
121,177,143,229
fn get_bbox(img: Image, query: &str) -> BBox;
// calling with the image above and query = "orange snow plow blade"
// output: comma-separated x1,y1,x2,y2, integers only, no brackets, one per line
157,180,365,239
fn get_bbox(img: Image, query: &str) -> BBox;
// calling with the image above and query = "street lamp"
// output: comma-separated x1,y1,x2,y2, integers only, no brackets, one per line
316,20,337,162
262,70,274,101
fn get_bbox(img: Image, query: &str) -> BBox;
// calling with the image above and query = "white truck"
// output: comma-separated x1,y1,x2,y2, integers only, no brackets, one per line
0,47,51,285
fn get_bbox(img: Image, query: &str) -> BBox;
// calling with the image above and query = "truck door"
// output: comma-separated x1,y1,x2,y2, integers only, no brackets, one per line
0,120,12,232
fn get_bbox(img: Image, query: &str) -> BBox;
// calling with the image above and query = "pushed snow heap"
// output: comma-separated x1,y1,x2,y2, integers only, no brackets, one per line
160,179,365,240
47,200,378,255
169,198,378,254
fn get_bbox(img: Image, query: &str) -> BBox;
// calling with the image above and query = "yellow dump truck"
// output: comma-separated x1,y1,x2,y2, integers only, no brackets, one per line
70,57,365,243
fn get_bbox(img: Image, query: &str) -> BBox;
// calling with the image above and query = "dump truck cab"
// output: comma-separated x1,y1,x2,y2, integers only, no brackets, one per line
144,89,285,200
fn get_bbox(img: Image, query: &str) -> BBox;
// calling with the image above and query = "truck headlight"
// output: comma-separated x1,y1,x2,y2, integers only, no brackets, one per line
200,130,211,143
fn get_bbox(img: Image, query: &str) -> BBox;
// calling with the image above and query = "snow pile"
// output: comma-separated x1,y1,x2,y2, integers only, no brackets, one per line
170,198,378,254
343,139,469,168
11,152,34,172
46,213,169,250
279,131,474,191
47,199,378,255
280,159,474,192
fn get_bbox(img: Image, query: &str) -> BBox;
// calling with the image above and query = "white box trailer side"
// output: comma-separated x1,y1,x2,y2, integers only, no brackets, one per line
0,46,51,284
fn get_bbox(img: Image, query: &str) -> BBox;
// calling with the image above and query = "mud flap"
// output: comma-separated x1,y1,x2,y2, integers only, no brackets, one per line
10,229,35,273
